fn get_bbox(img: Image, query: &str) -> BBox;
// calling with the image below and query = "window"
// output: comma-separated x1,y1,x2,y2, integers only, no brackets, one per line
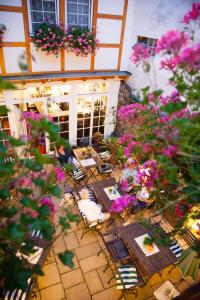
28,0,58,33
77,96,91,146
0,105,10,147
92,96,106,136
78,82,107,94
135,36,157,55
66,0,92,28
49,101,70,151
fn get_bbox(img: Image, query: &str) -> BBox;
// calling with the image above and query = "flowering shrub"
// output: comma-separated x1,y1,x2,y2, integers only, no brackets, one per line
31,22,66,56
0,90,78,292
66,26,99,56
0,24,7,45
114,3,200,251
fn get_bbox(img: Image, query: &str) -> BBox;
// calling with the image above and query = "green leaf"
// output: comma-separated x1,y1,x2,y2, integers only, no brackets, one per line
8,224,24,242
17,188,32,196
22,159,43,171
0,189,11,200
58,251,74,268
0,77,16,90
33,177,45,187
1,206,17,217
160,102,186,115
67,212,79,222
31,148,55,165
9,136,26,147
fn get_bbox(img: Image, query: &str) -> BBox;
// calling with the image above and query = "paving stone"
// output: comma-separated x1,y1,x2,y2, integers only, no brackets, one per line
63,231,79,250
65,282,91,300
40,283,65,300
169,267,182,284
78,220,85,229
79,252,107,273
44,249,55,265
148,273,162,288
92,286,121,300
184,275,195,285
76,229,98,246
61,268,84,289
75,242,101,260
84,269,104,295
97,265,115,289
140,283,154,299
53,235,66,254
55,251,79,274
38,262,60,289
177,280,189,292
68,221,79,233
161,265,174,281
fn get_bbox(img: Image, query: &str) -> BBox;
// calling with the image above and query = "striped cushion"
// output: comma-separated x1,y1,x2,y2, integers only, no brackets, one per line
73,169,85,180
4,278,33,300
88,191,96,201
116,264,138,290
170,242,183,258
98,164,112,174
31,230,43,238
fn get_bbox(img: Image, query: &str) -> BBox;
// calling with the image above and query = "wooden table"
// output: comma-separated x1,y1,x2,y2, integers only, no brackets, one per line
73,147,104,169
89,178,120,213
116,222,177,277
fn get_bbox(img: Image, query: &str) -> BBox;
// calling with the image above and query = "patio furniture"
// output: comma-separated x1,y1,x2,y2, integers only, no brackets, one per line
154,280,180,300
116,222,177,277
97,163,113,177
98,150,112,162
73,147,105,182
169,241,183,259
3,277,35,300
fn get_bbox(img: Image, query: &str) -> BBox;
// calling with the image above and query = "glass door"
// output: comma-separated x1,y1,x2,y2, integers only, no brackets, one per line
76,95,107,146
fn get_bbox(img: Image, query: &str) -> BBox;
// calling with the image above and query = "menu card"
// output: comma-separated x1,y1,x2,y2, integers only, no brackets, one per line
103,186,121,200
80,158,96,167
135,234,160,256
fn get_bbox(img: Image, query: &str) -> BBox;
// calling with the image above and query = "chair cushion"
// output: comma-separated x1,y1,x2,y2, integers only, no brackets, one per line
99,151,111,160
31,230,43,238
73,169,85,180
98,164,112,174
4,278,33,300
116,264,138,289
170,242,183,258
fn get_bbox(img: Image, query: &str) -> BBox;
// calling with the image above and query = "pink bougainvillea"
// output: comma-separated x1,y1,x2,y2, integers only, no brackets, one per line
156,30,189,54
130,44,151,64
109,194,136,213
182,2,200,24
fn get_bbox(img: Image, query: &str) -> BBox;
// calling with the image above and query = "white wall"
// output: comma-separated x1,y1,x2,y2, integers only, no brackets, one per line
3,47,27,73
122,0,196,93
0,0,21,6
0,12,25,42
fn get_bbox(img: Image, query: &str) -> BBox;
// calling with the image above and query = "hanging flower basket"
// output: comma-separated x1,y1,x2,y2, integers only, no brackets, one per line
31,22,66,56
66,26,99,57
0,24,7,46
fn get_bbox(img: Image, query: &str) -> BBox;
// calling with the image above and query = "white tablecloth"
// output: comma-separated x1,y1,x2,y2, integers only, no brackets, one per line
103,186,121,201
135,234,160,256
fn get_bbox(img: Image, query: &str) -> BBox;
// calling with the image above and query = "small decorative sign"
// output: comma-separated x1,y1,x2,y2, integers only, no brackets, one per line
135,234,160,256
103,186,121,200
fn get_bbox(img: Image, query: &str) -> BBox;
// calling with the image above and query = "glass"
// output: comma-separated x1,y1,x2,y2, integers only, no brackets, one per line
60,131,69,140
60,122,69,132
84,118,90,127
43,0,56,12
84,128,90,137
77,129,83,139
67,2,77,13
77,119,83,129
93,117,98,127
59,102,69,111
99,116,105,126
31,11,43,22
99,126,104,134
44,12,56,22
68,13,77,25
31,0,42,10
59,115,69,122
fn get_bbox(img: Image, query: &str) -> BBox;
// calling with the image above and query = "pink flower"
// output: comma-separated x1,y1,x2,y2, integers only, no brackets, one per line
23,207,38,218
162,145,179,158
119,134,134,145
130,44,151,64
40,197,55,213
160,56,179,70
109,194,136,213
55,166,65,181
182,2,200,24
156,30,189,54
178,43,200,71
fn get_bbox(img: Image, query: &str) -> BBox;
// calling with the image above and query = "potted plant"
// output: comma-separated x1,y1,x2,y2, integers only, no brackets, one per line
143,236,155,252
65,26,99,57
31,22,66,56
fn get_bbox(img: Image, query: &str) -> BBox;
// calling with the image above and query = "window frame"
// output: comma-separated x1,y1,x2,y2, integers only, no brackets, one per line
65,0,93,29
27,0,60,34
136,36,157,56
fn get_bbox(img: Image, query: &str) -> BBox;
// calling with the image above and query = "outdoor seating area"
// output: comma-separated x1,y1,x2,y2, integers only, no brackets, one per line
1,1,200,299
28,145,198,300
